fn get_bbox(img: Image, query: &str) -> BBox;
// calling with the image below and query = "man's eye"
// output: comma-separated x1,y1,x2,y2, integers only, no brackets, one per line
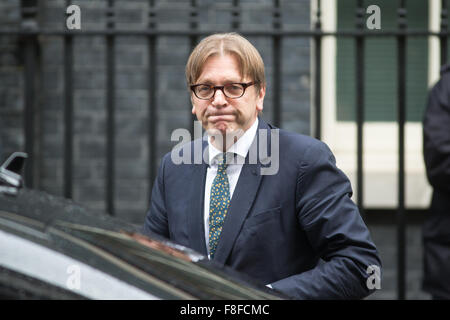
227,84,243,93
198,86,211,92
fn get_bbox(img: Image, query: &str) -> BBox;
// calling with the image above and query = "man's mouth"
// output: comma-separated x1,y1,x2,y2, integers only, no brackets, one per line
208,114,235,123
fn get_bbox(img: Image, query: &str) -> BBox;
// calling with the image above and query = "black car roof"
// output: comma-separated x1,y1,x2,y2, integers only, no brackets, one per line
0,188,284,300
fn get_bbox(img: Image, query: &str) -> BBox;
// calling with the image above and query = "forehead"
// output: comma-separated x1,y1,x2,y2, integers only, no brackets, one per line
196,54,245,83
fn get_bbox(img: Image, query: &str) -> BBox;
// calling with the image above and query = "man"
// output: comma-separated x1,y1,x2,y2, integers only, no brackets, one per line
143,33,381,299
422,64,450,300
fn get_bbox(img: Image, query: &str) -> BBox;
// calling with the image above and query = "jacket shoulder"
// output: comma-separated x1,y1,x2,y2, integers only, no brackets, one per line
161,137,207,168
276,128,334,166
279,128,330,151
440,63,450,76
438,63,450,86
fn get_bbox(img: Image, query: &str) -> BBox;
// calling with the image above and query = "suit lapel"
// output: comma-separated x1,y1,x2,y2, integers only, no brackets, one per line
187,140,208,256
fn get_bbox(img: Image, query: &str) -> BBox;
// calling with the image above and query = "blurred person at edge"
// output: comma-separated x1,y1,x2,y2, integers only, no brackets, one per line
143,32,381,299
422,64,450,300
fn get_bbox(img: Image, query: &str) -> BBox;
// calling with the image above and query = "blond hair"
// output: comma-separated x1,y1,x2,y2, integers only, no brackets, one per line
185,32,266,91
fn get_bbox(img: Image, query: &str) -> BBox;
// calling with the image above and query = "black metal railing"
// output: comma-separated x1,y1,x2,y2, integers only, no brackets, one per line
2,0,449,299
396,0,407,300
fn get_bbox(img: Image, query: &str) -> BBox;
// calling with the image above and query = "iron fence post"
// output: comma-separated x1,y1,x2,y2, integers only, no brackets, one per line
63,0,74,200
313,0,321,140
106,0,116,216
355,0,365,220
397,0,407,301
20,0,39,189
148,0,158,192
441,0,448,65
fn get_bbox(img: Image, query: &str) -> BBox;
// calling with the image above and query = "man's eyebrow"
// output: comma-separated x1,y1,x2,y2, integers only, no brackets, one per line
195,78,243,84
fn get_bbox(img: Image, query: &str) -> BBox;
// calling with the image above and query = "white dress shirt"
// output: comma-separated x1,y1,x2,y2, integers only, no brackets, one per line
204,118,259,257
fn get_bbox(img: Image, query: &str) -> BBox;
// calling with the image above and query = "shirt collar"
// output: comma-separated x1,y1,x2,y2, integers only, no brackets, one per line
208,117,259,165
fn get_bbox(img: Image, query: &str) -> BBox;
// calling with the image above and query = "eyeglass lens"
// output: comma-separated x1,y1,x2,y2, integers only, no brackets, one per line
195,83,245,99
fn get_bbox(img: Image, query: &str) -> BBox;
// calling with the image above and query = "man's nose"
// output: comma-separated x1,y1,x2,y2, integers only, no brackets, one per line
211,88,227,107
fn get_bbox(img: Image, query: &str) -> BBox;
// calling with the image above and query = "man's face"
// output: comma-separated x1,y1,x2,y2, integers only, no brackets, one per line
191,54,265,138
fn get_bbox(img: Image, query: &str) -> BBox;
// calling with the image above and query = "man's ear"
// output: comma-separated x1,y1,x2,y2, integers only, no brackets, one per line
256,86,266,112
191,96,196,114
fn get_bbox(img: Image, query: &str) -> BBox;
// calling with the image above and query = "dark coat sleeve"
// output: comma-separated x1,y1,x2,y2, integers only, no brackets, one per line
271,141,381,299
143,154,170,238
423,73,450,195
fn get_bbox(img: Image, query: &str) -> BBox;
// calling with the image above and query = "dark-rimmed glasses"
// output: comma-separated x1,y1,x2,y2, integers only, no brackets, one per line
190,82,258,100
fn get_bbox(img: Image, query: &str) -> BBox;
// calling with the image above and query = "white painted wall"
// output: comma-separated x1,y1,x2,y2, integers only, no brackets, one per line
314,0,434,208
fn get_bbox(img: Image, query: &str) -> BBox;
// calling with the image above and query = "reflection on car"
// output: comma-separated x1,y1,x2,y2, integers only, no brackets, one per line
0,152,284,300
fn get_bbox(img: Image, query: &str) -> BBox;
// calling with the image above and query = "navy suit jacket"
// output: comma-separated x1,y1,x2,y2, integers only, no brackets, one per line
422,65,450,298
144,118,381,299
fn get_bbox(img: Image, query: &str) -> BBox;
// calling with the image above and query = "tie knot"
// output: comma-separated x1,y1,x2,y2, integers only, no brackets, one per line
217,153,228,172
216,152,235,168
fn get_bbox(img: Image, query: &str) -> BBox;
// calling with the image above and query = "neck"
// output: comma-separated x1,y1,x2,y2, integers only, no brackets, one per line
210,131,242,152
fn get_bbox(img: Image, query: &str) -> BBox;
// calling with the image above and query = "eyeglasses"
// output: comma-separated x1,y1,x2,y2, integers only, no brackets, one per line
190,82,258,100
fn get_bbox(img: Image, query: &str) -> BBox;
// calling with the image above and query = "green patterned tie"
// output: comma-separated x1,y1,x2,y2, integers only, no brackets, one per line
208,153,230,259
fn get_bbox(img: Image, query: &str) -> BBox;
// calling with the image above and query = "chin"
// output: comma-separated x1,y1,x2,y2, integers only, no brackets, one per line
207,122,230,135
217,124,230,134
